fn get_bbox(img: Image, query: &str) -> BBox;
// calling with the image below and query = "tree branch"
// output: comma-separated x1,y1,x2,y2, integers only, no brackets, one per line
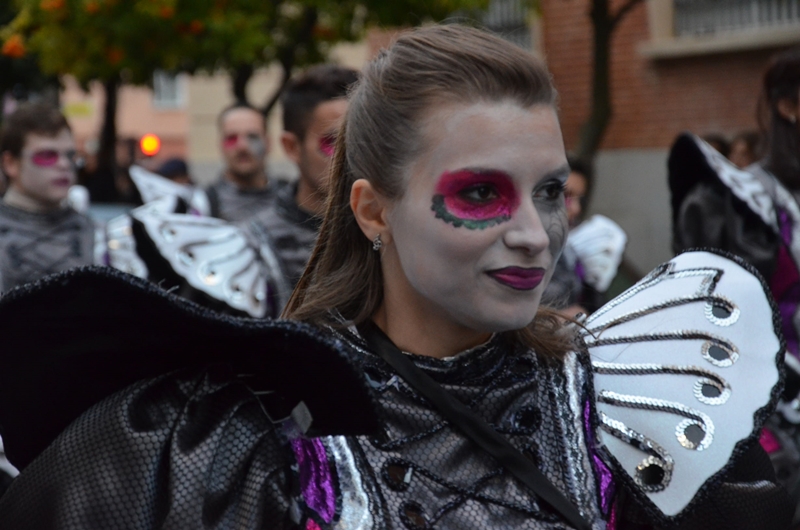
611,0,644,28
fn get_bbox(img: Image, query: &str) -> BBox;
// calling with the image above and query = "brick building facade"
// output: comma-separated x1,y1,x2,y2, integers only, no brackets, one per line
539,0,800,272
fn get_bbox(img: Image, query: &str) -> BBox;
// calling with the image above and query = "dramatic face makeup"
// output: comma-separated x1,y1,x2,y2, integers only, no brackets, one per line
431,170,520,230
7,129,77,207
219,108,268,181
382,102,568,334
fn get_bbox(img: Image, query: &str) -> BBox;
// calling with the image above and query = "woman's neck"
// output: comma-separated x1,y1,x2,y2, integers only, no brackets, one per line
371,300,492,360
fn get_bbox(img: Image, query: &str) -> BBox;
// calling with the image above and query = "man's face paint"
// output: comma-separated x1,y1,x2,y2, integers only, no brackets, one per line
382,102,569,335
219,108,268,182
431,170,520,230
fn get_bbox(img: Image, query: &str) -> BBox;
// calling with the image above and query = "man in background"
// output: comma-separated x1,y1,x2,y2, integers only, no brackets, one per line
205,103,277,222
0,102,96,292
245,64,358,292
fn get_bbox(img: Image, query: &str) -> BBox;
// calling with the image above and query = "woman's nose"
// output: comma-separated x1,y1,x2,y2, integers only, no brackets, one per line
502,202,551,256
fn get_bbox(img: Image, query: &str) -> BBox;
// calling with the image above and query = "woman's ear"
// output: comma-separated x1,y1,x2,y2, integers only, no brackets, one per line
351,179,390,245
776,97,799,124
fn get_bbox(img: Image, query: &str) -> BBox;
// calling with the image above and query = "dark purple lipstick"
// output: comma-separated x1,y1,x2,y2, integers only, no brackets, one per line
487,267,546,291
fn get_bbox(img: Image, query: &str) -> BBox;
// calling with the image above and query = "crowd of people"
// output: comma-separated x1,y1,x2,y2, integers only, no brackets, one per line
0,23,796,530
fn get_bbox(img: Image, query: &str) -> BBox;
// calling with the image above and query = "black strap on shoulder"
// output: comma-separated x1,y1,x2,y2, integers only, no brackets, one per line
357,321,592,530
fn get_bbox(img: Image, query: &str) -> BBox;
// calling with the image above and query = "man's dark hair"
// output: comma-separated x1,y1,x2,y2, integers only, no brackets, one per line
281,64,359,139
216,102,266,132
701,133,730,158
567,154,593,183
0,101,71,158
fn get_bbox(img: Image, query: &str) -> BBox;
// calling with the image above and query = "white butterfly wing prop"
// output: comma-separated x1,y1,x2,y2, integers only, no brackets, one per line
129,165,211,216
130,204,272,318
584,250,782,519
104,197,182,278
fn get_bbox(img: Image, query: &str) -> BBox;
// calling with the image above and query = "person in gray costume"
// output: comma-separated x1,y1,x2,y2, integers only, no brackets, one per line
0,101,96,293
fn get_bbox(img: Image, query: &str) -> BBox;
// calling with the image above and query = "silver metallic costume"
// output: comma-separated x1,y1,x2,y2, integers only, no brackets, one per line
0,201,97,292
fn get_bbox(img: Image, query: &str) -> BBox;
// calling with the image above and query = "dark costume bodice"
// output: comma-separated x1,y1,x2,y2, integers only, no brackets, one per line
0,201,95,292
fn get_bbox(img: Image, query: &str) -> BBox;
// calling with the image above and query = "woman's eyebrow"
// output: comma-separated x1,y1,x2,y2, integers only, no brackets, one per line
540,164,571,182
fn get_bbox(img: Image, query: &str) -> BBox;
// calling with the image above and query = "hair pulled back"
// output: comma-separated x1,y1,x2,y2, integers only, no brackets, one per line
759,47,800,188
284,24,573,358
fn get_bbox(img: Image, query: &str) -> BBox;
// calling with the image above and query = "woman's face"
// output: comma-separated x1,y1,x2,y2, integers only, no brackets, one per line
383,101,568,333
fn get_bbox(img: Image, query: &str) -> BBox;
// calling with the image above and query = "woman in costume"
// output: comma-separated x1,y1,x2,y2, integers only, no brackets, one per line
0,25,790,530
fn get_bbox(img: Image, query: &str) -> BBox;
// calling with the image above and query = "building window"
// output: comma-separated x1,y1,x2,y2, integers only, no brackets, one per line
152,70,185,109
483,0,532,50
674,0,800,37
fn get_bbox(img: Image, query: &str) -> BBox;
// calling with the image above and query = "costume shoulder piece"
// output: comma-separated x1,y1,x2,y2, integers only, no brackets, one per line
583,250,783,523
668,133,778,232
0,266,377,471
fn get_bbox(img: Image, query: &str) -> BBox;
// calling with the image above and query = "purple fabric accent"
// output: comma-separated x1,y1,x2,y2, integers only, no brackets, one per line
770,209,800,357
306,520,322,530
575,259,586,282
584,401,616,517
291,438,336,524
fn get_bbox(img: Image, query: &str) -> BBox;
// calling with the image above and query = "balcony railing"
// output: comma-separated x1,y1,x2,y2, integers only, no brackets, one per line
483,0,531,49
674,0,800,37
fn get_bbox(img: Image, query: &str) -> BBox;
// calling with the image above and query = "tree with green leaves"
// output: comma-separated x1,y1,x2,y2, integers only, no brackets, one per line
1,0,489,189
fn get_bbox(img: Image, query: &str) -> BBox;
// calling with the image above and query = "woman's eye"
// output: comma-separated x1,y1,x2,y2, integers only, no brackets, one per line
534,182,566,202
460,185,498,202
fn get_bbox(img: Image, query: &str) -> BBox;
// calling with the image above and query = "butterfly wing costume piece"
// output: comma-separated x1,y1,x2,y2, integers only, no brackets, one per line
0,266,378,472
585,250,784,523
105,167,287,318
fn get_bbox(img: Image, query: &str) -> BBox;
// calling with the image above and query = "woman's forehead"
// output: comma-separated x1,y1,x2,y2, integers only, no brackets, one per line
406,101,566,185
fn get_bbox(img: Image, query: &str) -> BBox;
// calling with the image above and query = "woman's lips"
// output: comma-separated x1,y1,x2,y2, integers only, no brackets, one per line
487,267,546,291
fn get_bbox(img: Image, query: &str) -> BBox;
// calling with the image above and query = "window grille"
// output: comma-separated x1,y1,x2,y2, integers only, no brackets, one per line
674,0,800,37
152,70,185,109
483,0,532,49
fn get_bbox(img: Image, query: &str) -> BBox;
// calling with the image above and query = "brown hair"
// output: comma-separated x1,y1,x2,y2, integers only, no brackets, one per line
284,24,575,359
0,101,71,159
758,47,800,188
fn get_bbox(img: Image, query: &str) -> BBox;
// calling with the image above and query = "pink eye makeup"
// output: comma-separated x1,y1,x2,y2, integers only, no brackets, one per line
318,133,336,157
28,149,79,168
431,169,520,230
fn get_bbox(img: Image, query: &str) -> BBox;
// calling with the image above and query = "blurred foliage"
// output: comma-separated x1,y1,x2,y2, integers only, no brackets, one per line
0,0,57,101
0,0,490,91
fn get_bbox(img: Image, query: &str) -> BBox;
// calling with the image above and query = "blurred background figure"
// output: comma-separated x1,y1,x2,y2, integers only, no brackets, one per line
0,101,98,292
669,47,800,518
156,157,192,185
205,104,276,222
543,156,627,317
702,133,730,158
729,130,762,168
244,64,357,296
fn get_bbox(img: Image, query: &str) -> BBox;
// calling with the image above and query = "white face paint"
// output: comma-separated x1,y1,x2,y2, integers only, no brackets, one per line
383,102,568,333
7,130,77,207
220,108,268,183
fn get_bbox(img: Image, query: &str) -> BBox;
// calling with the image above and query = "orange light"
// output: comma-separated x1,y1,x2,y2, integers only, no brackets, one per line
140,134,161,156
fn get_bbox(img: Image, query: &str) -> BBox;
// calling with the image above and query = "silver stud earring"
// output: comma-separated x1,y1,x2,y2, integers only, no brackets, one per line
372,234,382,251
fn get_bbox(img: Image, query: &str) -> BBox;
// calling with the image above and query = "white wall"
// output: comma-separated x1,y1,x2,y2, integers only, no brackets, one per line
588,148,673,275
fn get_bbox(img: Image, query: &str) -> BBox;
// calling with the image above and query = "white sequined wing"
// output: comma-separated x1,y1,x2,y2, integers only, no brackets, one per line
583,250,782,518
130,205,270,318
